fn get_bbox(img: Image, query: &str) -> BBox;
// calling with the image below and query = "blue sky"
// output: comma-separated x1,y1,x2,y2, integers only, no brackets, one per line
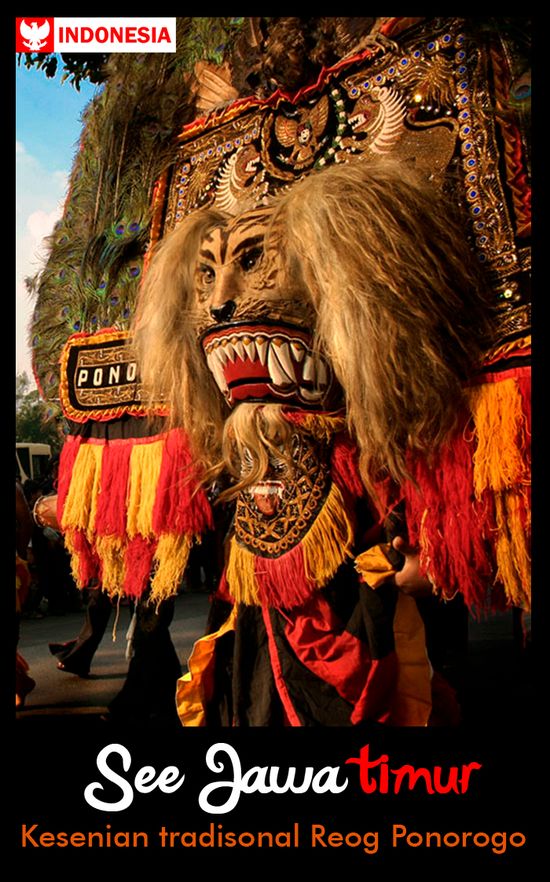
16,61,99,382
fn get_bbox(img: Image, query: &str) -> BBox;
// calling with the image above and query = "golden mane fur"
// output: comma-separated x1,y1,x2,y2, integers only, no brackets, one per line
133,158,495,500
133,207,229,462
268,159,495,489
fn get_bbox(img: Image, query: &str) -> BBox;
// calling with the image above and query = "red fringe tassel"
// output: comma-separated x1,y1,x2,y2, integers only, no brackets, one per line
331,433,366,500
95,440,133,537
255,543,315,609
403,424,497,612
152,428,213,535
123,536,157,599
69,528,100,587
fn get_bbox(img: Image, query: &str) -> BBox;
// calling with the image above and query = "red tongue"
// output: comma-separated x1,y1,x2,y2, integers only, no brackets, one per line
221,352,276,405
223,356,271,387
224,362,296,406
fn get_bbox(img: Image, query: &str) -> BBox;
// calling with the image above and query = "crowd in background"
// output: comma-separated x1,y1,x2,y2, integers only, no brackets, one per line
18,456,82,620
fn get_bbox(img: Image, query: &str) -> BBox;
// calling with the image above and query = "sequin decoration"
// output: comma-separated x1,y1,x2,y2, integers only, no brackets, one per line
159,18,530,340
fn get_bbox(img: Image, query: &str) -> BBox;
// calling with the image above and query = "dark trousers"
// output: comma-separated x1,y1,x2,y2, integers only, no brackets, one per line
51,587,183,728
50,587,113,674
108,595,182,728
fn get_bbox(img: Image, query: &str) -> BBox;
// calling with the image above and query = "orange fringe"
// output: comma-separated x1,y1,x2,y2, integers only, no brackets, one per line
468,377,530,495
467,377,531,609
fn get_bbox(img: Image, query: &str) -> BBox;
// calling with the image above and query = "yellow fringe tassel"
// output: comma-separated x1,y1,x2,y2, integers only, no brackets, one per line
468,378,530,496
62,529,87,588
301,481,355,584
149,533,193,604
226,540,260,605
60,443,103,538
126,439,165,539
95,535,127,597
494,493,531,610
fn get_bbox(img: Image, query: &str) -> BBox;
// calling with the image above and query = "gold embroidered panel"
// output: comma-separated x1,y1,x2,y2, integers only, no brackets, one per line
157,18,530,340
234,433,331,557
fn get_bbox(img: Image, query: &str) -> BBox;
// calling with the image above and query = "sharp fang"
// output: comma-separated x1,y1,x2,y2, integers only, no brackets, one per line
223,339,236,363
243,338,257,361
302,354,316,382
290,341,305,362
268,345,293,385
207,352,228,393
233,338,246,360
273,341,295,378
214,345,228,367
256,336,268,366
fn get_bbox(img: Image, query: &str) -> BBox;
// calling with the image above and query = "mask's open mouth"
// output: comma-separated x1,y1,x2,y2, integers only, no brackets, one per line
201,319,338,409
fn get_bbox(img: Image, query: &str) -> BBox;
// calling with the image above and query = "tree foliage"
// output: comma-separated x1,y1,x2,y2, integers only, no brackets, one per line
17,52,109,90
16,18,248,90
16,373,63,452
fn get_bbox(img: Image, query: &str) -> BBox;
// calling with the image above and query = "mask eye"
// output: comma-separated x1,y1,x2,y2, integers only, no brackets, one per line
240,247,262,272
198,264,215,285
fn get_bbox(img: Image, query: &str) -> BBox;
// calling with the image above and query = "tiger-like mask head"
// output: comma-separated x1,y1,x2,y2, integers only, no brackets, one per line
194,205,340,411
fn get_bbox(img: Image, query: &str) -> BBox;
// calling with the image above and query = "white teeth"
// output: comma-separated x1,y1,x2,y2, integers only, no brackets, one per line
223,339,236,363
243,338,257,361
302,354,316,382
233,338,246,360
206,331,329,402
272,340,294,377
256,336,268,366
268,345,294,386
207,352,228,393
215,344,228,367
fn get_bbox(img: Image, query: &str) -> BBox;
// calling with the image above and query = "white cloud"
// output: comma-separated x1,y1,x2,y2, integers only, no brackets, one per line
27,206,63,258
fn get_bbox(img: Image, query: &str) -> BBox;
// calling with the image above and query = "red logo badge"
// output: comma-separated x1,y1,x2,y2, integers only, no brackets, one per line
16,18,54,53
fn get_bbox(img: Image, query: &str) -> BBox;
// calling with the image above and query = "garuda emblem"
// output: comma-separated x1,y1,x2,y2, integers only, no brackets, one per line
274,94,330,169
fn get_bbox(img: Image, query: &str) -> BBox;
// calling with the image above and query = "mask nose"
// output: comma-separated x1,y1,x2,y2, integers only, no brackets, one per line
210,300,237,323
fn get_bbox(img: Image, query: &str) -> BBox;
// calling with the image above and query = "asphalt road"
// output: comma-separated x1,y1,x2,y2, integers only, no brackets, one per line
16,591,532,727
16,590,211,720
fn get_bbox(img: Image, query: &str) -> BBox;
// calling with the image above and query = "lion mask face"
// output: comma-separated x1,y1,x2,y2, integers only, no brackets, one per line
194,205,340,411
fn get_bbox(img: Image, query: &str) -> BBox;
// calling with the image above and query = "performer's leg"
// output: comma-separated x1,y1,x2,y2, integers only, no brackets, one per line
107,595,182,728
49,586,113,676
